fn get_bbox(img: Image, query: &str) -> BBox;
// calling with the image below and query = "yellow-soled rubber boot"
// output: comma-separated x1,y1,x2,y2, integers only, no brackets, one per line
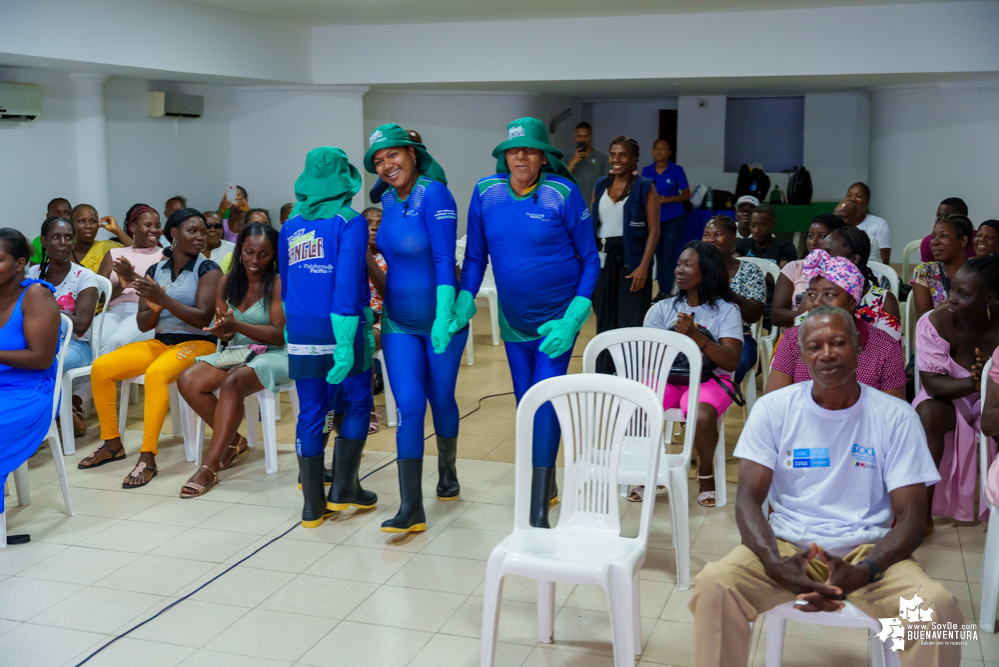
299,454,335,528
327,437,378,511
380,458,426,533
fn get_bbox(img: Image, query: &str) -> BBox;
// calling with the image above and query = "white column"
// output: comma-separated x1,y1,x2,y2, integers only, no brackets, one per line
68,73,111,216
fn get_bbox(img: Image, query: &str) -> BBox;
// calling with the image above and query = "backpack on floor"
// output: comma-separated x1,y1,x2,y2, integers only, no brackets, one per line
786,166,813,205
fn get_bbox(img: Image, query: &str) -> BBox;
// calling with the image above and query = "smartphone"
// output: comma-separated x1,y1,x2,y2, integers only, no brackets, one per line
576,141,587,152
225,182,237,201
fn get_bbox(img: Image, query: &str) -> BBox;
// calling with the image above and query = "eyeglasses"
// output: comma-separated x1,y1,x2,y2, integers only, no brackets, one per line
206,223,224,230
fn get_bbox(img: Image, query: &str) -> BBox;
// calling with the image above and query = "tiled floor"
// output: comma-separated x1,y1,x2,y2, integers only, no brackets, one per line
2,312,996,666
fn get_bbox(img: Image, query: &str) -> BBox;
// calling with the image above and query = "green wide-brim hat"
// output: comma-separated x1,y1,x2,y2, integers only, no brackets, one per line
491,117,577,186
292,146,362,221
363,123,448,185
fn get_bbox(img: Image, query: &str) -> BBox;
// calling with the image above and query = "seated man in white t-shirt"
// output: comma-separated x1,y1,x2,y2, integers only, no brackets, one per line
847,181,892,263
689,306,962,667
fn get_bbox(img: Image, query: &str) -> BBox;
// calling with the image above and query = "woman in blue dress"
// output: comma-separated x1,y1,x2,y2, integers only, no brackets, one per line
364,123,467,534
0,228,61,545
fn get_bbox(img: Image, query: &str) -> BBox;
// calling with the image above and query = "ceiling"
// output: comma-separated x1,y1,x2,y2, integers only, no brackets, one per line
178,0,958,26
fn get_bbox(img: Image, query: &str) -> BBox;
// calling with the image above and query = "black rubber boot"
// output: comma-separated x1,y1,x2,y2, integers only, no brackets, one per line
381,458,426,533
299,454,335,528
551,476,559,506
327,437,378,511
298,412,344,488
436,435,460,500
530,466,556,528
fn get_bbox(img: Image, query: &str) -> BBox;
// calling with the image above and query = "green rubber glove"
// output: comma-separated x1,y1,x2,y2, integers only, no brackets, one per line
364,307,376,361
449,289,477,334
537,296,592,359
326,314,359,385
431,285,457,354
282,303,288,344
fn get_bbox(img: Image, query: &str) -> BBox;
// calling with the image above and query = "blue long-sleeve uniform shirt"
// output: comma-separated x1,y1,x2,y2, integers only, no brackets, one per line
279,209,369,380
377,176,459,335
460,172,600,341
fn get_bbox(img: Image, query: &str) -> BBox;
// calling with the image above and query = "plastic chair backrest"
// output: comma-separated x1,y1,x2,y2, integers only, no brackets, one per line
737,256,781,285
868,261,899,298
902,239,922,287
53,315,73,422
87,275,113,359
981,358,994,512
905,297,918,391
513,374,664,540
581,327,702,465
456,235,466,266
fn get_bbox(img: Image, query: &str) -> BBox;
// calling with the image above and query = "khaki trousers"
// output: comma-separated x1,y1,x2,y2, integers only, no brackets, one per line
688,540,963,666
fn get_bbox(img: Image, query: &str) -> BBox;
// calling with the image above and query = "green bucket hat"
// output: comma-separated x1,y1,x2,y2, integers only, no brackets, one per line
363,123,448,185
491,117,577,186
292,146,362,221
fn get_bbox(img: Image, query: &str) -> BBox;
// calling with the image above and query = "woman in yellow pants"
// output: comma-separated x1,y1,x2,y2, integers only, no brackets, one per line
79,208,222,488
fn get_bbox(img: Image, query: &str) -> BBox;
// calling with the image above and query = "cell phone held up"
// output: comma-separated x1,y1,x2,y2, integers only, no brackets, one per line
576,141,587,153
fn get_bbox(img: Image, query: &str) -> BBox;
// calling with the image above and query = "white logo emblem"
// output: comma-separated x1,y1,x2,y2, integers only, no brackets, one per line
369,130,384,145
875,591,976,653
508,126,526,140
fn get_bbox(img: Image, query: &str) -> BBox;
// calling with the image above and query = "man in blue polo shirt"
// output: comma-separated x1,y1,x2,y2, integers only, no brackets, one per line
641,138,691,300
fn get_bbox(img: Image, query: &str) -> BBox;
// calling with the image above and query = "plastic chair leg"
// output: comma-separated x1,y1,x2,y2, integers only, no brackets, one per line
870,634,887,667
487,292,500,346
60,374,76,455
118,379,133,433
607,569,638,666
1,509,6,549
537,580,555,643
480,556,505,667
289,384,300,418
382,361,397,428
245,394,260,449
257,391,279,474
979,510,999,632
168,385,183,439
47,432,74,517
179,400,201,466
13,462,29,507
766,615,787,666
465,320,474,366
714,418,727,508
668,468,691,591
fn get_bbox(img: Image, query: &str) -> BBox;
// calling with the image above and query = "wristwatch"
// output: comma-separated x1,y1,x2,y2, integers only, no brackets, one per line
859,558,882,584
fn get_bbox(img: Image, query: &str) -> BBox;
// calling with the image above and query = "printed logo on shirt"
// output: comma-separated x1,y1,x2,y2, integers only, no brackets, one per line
369,129,384,145
790,447,830,468
581,208,590,220
287,229,324,265
526,212,547,220
852,443,877,470
435,209,457,220
508,126,525,139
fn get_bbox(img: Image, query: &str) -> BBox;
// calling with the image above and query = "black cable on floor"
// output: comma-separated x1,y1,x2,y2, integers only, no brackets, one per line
73,390,514,666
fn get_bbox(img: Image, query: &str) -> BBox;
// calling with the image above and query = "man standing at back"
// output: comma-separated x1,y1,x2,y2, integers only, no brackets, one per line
566,122,609,213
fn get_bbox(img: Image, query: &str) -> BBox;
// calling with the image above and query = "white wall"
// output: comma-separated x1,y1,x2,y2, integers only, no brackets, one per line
584,98,678,165
105,77,231,220
870,85,999,251
228,86,368,224
0,68,79,239
674,93,869,202
362,91,579,233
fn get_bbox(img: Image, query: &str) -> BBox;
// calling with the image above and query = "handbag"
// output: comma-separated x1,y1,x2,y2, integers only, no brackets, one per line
666,323,746,407
215,346,257,370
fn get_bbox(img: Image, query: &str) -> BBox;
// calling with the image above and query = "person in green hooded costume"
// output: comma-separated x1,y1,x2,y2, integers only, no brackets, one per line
363,123,467,534
279,147,377,529
450,117,601,528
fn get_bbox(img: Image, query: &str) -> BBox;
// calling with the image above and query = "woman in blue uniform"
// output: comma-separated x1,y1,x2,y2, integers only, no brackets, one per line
364,123,466,534
279,147,377,528
452,117,600,528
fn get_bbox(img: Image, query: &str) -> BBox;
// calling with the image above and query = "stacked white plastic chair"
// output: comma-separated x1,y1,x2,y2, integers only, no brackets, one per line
979,357,999,632
480,374,664,667
374,348,396,428
3,315,75,548
582,327,709,590
868,261,900,298
58,274,112,455
737,257,782,384
901,239,922,295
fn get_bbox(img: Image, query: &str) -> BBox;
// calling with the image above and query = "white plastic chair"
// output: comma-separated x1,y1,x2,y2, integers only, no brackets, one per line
183,382,300,474
453,235,476,366
58,274,112,455
869,261,900,298
119,376,186,447
906,298,919,394
479,264,501,347
3,315,75,549
583,328,720,590
761,600,899,666
374,349,396,428
480,374,664,667
738,257,782,384
901,238,922,291
979,357,999,632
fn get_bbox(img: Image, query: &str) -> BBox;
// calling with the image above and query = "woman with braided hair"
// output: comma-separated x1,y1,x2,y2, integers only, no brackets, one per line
591,136,660,374
822,226,901,341
96,204,165,353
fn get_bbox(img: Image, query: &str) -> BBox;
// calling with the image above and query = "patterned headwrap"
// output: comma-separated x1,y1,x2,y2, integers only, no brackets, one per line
802,249,864,303
123,204,159,238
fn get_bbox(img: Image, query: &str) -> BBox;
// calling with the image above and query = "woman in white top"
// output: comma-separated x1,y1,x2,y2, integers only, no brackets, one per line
644,241,743,507
590,136,659,373
846,182,891,263
96,204,165,354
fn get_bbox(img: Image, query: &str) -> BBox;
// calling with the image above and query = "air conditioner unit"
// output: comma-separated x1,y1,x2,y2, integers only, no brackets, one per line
0,82,42,122
148,91,203,118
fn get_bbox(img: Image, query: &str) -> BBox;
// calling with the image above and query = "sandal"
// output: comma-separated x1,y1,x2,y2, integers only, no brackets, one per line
78,441,126,469
218,436,249,471
626,485,666,502
180,466,219,498
369,410,380,435
122,461,157,488
72,405,88,438
696,473,716,508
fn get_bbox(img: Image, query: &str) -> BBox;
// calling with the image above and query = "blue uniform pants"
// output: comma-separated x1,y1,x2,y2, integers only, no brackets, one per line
655,213,686,295
734,332,758,385
295,370,372,457
505,338,574,468
382,328,468,459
